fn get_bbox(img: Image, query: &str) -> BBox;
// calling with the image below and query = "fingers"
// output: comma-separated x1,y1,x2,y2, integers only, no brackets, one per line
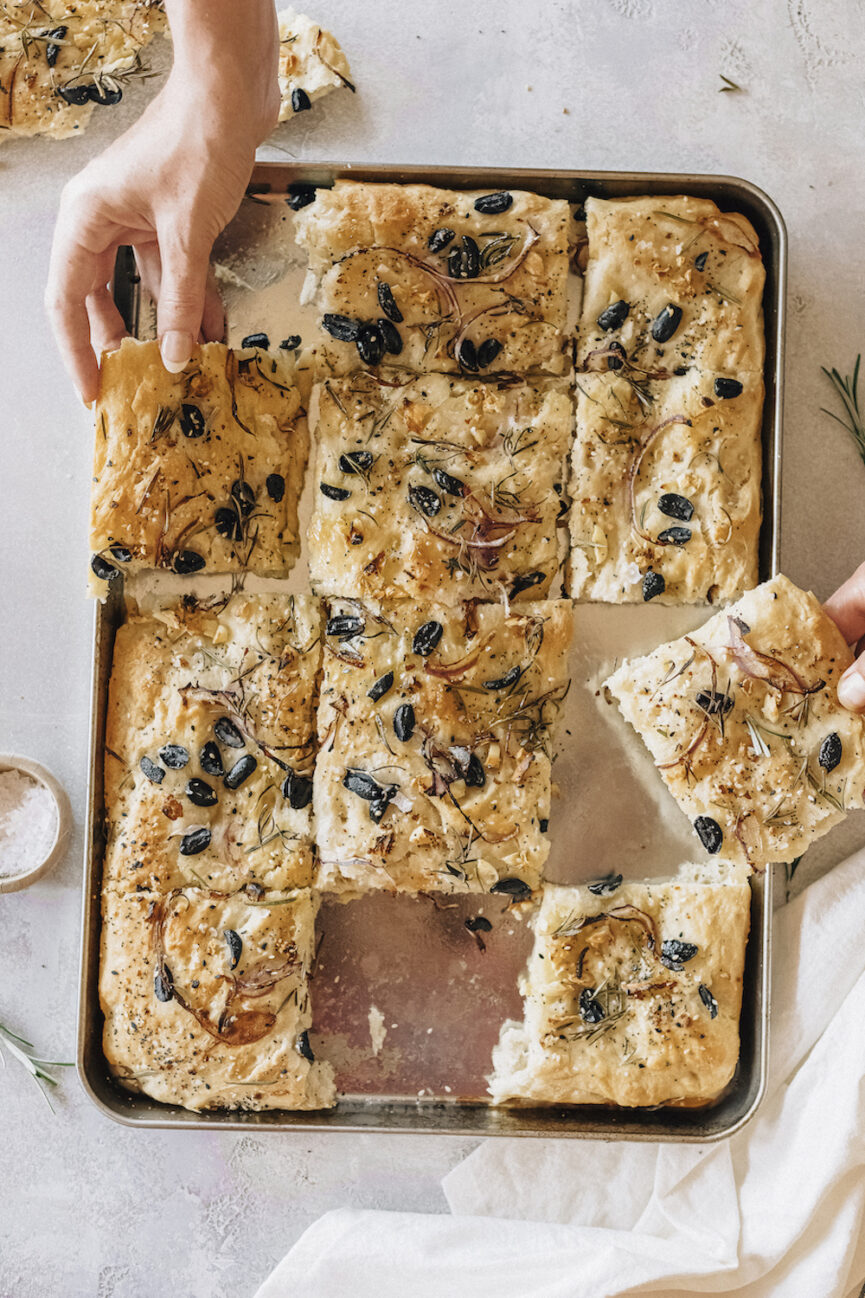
824,561,865,710
86,286,128,358
46,223,109,404
202,267,226,343
154,222,211,372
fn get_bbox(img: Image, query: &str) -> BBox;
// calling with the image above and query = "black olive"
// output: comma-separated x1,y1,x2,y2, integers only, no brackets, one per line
320,482,351,501
658,526,692,546
200,742,224,776
393,703,415,742
477,338,503,369
241,332,269,349
244,881,265,900
660,939,699,971
428,227,455,253
368,794,393,824
510,571,545,598
286,184,316,210
281,771,313,809
696,689,734,716
87,82,122,106
327,614,365,639
463,753,486,788
650,303,683,343
322,313,360,342
657,493,694,521
699,984,719,1018
180,827,211,855
483,665,523,691
339,450,374,475
457,337,479,371
186,778,217,807
139,755,164,785
432,468,465,496
694,251,708,272
291,87,311,112
412,621,443,656
296,1029,315,1061
474,191,513,214
408,484,441,517
91,553,120,582
215,506,242,541
448,235,480,279
377,281,403,323
159,744,189,769
214,717,244,748
357,323,385,366
377,318,403,355
180,403,205,438
605,341,626,371
224,754,257,789
44,27,66,67
57,83,92,106
490,877,531,900
539,818,549,832
154,964,174,1002
465,916,493,933
172,550,206,575
587,873,623,896
368,671,394,702
279,335,302,350
819,733,842,772
230,479,255,516
579,987,605,1024
694,815,723,854
109,545,132,563
224,929,243,970
673,365,689,376
265,473,285,502
343,767,390,802
642,570,666,601
714,377,743,399
597,299,630,331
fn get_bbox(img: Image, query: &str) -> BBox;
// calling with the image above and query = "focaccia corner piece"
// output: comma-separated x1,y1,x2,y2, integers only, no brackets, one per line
293,180,575,376
489,861,750,1108
0,0,165,141
103,593,320,894
100,885,335,1111
276,7,354,121
568,365,762,604
314,598,573,896
309,372,571,603
89,338,307,595
605,574,865,867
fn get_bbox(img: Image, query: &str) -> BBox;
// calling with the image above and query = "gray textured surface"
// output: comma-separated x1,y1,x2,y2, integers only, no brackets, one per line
2,1,864,1294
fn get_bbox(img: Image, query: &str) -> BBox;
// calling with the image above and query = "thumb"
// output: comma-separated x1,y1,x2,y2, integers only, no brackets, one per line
838,653,865,712
156,223,210,373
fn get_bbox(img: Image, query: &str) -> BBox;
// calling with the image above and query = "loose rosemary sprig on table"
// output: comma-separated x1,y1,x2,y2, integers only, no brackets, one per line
719,74,743,93
821,355,865,465
0,1020,73,1112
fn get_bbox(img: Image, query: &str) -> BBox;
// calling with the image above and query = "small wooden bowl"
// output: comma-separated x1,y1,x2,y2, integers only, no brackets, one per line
0,755,72,894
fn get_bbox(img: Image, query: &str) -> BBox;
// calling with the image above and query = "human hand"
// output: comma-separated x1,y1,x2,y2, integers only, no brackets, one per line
825,562,865,710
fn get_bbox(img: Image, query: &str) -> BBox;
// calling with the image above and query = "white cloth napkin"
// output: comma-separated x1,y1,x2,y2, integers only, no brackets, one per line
255,850,865,1298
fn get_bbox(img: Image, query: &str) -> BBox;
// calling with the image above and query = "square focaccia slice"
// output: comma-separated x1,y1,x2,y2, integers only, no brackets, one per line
309,372,572,603
100,885,335,1111
605,574,865,867
89,338,307,595
103,593,320,894
489,862,750,1108
568,365,762,604
292,180,575,376
314,598,573,896
577,195,765,377
276,6,354,121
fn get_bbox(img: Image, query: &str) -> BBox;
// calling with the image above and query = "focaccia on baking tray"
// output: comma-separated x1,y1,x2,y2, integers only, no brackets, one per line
103,593,320,894
100,885,335,1111
314,598,572,896
292,180,575,376
276,6,353,120
489,862,750,1108
308,371,571,603
605,574,865,867
89,338,307,594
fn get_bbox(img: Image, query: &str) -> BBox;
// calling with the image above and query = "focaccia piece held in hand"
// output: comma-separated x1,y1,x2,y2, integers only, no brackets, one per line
276,7,353,120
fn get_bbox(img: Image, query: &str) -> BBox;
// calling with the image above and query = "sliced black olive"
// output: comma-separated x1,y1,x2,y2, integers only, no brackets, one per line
343,767,390,802
265,473,285,502
327,614,365,639
186,778,217,808
483,665,523,691
819,732,842,772
286,183,316,210
432,467,465,496
57,83,92,106
215,506,242,541
694,815,723,854
91,553,120,582
657,492,694,521
650,303,683,343
449,235,480,279
393,703,415,742
462,753,485,788
279,335,302,350
44,27,66,67
587,872,623,896
296,1029,315,1061
490,877,531,900
154,964,174,1002
357,322,385,366
180,827,211,855
694,251,708,272
579,987,605,1024
224,929,243,970
109,545,132,563
291,87,311,112
658,526,692,546
605,341,626,371
412,621,443,656
241,332,269,349
159,744,189,769
368,794,393,824
140,755,164,785
368,671,394,702
172,550,206,575
696,689,734,717
214,717,244,748
597,299,629,331
699,984,719,1018
510,571,545,598
539,818,549,832
322,313,360,342
427,227,455,253
200,742,224,776
230,479,255,516
642,570,666,601
465,915,493,934
224,754,257,789
474,191,513,214
87,82,122,106
408,484,441,517
660,939,699,971
714,377,743,399
477,338,503,369
377,281,403,323
339,450,374,475
281,771,313,809
320,482,351,501
377,318,403,355
180,403,205,438
457,337,479,371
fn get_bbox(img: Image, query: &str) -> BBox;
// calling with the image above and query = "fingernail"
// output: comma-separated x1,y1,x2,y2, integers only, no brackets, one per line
838,669,865,710
160,331,194,374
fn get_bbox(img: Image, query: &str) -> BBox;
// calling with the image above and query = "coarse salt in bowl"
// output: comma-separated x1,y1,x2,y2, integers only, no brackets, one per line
0,756,71,892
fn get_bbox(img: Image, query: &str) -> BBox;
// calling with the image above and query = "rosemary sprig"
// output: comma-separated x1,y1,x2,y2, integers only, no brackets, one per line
719,74,743,93
0,1021,73,1112
821,356,865,465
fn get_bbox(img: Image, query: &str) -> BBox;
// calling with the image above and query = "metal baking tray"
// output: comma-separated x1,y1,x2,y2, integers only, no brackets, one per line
79,164,784,1140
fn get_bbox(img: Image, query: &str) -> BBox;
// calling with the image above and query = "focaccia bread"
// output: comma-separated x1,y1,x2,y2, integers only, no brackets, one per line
0,0,164,140
89,338,307,594
293,180,575,376
100,885,335,1111
568,366,762,604
103,593,320,894
308,372,571,603
276,7,353,120
605,574,865,867
314,598,572,896
489,862,750,1108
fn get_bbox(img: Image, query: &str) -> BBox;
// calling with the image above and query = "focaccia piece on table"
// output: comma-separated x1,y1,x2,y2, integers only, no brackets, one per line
103,593,320,894
308,372,571,604
89,338,307,595
100,885,335,1111
293,180,575,376
0,0,165,140
605,574,865,867
314,598,572,896
489,862,750,1108
276,7,353,120
577,195,765,376
568,366,762,604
